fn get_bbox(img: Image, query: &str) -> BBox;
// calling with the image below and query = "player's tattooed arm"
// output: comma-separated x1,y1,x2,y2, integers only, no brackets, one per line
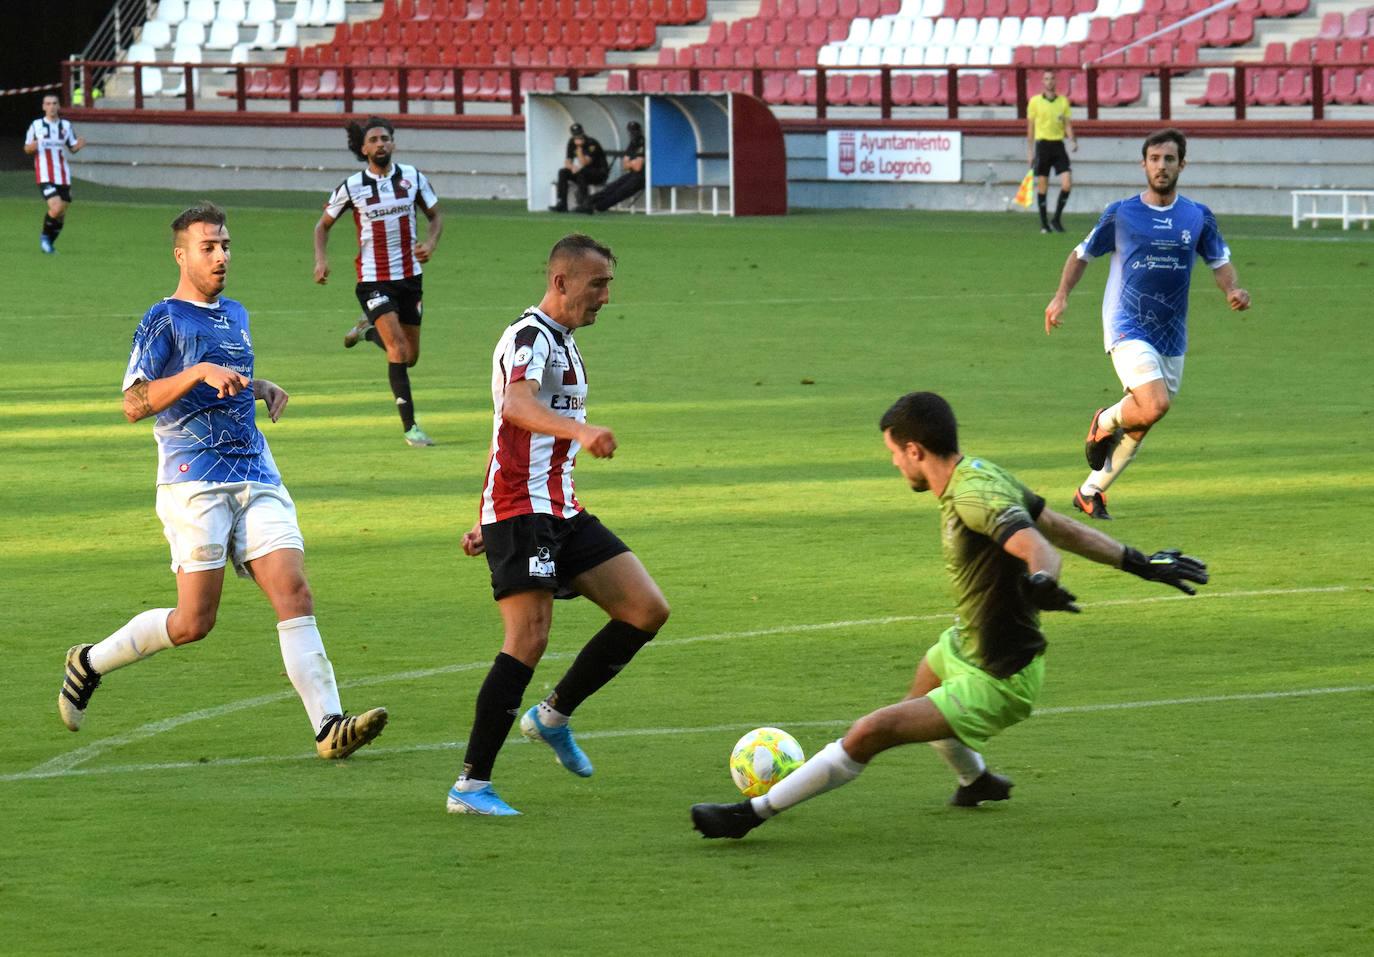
123,379,154,423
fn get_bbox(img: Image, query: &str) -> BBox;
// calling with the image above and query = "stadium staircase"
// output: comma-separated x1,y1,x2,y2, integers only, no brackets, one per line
100,0,1374,112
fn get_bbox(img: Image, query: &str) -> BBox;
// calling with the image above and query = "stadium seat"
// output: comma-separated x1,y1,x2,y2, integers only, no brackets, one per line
1358,68,1374,103
1064,13,1089,41
277,20,298,48
967,44,991,63
184,0,217,24
953,16,978,45
974,17,999,45
909,17,934,44
868,17,892,45
243,0,276,24
1020,15,1044,45
1326,66,1359,103
1278,67,1308,104
932,16,956,44
1345,9,1371,39
1248,67,1280,103
995,16,1021,45
1185,70,1230,105
207,19,241,49
1316,12,1344,40
847,17,873,44
142,19,172,48
290,0,312,24
218,0,247,22
154,0,187,23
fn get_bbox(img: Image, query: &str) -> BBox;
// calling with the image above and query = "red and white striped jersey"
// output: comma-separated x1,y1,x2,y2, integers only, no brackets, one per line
26,116,79,185
480,308,589,524
322,162,437,282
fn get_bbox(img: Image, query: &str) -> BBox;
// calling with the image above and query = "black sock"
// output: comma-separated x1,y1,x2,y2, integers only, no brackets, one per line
548,620,657,716
1036,194,1049,227
365,325,383,348
463,652,534,782
1055,190,1071,219
388,362,416,430
42,215,62,240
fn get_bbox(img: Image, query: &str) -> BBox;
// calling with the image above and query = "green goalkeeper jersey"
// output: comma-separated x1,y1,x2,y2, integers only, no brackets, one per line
937,457,1048,678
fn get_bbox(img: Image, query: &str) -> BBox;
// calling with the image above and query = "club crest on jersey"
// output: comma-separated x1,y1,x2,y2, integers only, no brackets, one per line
528,547,556,578
399,178,412,190
1181,229,1191,245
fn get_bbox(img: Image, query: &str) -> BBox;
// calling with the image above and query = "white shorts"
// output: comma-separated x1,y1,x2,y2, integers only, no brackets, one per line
155,481,303,579
1110,339,1183,396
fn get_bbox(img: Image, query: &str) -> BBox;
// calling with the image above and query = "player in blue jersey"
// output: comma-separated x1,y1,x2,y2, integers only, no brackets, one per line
1044,129,1250,519
58,201,388,759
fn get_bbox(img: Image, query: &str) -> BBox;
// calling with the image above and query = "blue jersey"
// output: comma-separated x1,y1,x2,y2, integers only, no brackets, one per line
1076,193,1231,356
123,297,282,487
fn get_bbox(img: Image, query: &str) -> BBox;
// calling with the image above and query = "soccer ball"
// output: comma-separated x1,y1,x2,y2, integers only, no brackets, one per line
729,727,805,797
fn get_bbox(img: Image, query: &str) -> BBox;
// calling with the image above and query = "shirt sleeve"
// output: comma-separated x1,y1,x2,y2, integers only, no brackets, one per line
416,169,439,211
322,180,352,219
64,121,79,147
1076,204,1118,261
952,491,1035,546
24,121,38,146
1197,205,1231,269
123,309,176,391
507,325,551,386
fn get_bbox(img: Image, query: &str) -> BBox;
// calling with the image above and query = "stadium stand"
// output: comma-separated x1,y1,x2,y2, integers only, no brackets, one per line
113,0,1374,114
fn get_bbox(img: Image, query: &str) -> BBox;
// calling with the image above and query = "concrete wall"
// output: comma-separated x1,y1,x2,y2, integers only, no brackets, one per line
71,115,1374,217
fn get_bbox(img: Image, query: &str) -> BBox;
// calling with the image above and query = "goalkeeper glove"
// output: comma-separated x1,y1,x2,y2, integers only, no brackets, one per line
1022,571,1080,613
1121,547,1209,595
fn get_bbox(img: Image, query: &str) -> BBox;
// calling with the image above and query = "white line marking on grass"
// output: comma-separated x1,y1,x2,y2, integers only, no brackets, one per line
6,684,1371,782
12,585,1357,780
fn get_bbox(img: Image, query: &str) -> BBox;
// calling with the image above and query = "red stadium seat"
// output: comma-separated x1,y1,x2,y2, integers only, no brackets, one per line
1343,9,1370,38
1278,67,1309,103
1282,0,1308,13
1007,0,1029,15
1358,68,1374,103
1248,67,1280,103
1262,41,1286,62
1326,66,1359,103
1184,70,1230,105
762,72,785,101
956,71,979,104
1086,17,1109,44
1115,70,1142,103
1316,12,1344,39
1313,39,1337,61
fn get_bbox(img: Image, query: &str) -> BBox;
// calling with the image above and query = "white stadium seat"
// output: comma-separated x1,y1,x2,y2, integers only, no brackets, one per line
218,0,246,23
1117,0,1144,14
919,0,942,17
867,18,892,47
945,46,968,65
175,20,206,46
1019,16,1044,47
990,43,1013,64
126,40,156,65
171,41,203,64
168,43,203,95
307,0,329,25
953,17,978,47
897,0,922,16
276,20,298,47
859,44,883,66
974,17,999,46
931,17,955,46
924,44,946,65
323,0,347,23
290,0,311,24
244,0,277,25
1065,14,1090,43
1041,16,1067,46
207,19,240,49
184,0,217,24
847,17,872,45
249,20,276,48
901,45,924,66
229,42,252,64
154,0,187,23
837,43,862,66
908,17,933,45
141,19,172,48
883,44,906,64
817,44,840,67
887,18,912,46
995,17,1020,46
1095,0,1119,16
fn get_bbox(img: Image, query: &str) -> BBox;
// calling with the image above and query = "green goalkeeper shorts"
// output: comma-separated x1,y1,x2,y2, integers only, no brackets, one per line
924,626,1044,751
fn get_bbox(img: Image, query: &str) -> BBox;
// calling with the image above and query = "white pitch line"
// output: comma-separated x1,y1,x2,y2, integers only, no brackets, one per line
6,683,1371,782
14,585,1358,780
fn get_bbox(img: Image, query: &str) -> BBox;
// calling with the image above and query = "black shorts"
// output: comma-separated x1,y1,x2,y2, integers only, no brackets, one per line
355,275,423,326
1033,140,1071,177
483,510,631,601
40,183,73,203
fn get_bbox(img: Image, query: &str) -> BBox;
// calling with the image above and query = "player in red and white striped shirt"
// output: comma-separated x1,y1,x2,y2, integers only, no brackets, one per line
446,234,670,817
313,116,443,446
24,94,85,255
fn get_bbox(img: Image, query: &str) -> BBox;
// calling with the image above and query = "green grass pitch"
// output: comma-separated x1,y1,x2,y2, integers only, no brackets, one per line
1,171,1371,955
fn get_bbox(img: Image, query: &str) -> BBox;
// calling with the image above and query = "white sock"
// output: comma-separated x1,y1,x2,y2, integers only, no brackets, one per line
455,777,491,792
1082,433,1143,495
749,739,866,818
88,609,175,674
928,737,987,786
277,616,342,735
536,700,569,728
1097,399,1127,434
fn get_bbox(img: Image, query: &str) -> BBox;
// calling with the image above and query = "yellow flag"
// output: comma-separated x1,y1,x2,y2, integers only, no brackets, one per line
1013,169,1034,208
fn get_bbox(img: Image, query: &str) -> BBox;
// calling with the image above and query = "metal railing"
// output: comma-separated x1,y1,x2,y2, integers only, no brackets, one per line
73,1,153,98
64,58,1374,124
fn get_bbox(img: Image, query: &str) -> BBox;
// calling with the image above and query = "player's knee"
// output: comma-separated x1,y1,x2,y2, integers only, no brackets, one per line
636,596,670,633
169,609,216,645
1139,392,1171,423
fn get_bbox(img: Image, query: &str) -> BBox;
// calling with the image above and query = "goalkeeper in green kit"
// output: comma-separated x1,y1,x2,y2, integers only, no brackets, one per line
692,391,1208,840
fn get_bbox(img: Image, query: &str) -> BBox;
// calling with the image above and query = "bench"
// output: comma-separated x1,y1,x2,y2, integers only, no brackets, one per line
1290,189,1374,230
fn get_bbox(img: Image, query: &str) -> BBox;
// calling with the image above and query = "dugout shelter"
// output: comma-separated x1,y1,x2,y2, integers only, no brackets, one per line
525,91,787,216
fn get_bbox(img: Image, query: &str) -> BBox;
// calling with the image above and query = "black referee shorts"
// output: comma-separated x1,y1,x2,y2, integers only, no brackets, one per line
1033,140,1071,177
